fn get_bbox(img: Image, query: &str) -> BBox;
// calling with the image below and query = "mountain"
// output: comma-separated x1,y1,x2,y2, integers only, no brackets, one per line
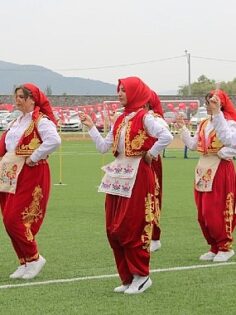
0,60,116,95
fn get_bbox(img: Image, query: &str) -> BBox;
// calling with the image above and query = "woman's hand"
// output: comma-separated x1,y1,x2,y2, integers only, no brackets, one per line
78,112,94,129
175,114,185,129
208,95,221,115
143,151,154,166
25,157,38,167
109,111,119,125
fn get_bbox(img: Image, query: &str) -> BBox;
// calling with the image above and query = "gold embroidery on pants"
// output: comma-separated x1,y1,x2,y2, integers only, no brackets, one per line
25,253,39,262
22,185,43,241
153,173,161,228
222,192,234,250
141,193,155,251
19,258,26,264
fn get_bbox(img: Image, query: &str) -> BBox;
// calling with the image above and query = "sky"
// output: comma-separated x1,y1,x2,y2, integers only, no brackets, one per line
1,0,236,94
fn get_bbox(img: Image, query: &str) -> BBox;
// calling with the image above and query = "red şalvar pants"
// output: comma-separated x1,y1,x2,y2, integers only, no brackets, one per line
105,158,156,285
194,159,236,253
152,155,162,241
0,161,50,264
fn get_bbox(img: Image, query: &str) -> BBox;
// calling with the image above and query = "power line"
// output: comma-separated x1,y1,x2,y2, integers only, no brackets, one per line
0,54,235,73
0,55,185,72
56,55,186,71
192,55,236,63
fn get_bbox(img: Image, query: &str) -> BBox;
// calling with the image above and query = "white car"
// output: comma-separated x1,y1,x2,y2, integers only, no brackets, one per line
0,110,11,130
59,111,82,132
190,107,208,126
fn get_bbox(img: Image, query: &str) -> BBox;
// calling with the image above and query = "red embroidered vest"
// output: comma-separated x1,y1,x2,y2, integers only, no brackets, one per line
112,109,156,157
197,118,224,154
15,114,43,156
0,131,7,157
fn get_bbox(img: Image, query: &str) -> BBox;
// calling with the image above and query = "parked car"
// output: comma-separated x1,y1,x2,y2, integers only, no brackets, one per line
190,107,208,126
163,111,176,125
59,111,82,132
6,110,21,123
0,110,11,130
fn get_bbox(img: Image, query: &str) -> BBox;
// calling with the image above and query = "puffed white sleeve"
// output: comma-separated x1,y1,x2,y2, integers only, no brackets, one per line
88,125,113,153
212,112,236,148
179,125,198,150
144,114,173,157
30,118,61,162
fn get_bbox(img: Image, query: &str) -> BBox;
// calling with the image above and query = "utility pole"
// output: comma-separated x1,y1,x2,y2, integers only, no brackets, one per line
185,49,191,96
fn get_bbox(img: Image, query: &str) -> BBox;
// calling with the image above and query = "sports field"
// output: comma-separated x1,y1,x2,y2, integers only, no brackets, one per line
0,137,235,315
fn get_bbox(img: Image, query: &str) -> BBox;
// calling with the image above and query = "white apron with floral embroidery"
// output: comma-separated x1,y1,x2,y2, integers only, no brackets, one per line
98,155,142,198
195,155,220,192
0,152,25,194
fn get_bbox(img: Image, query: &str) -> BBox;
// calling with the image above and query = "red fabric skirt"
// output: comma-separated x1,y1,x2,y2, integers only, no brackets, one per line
0,161,50,263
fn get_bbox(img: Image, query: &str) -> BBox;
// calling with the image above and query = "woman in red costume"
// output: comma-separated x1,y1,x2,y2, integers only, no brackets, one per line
147,91,168,252
0,83,61,279
177,89,236,262
79,77,173,294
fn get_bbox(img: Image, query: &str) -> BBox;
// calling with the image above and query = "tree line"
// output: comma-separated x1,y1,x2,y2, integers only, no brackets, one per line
178,75,236,96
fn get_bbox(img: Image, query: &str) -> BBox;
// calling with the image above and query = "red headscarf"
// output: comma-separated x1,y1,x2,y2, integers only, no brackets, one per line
23,83,57,125
149,90,163,117
117,77,151,114
210,89,236,121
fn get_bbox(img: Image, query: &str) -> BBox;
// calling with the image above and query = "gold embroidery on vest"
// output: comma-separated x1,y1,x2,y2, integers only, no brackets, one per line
112,118,125,155
16,113,44,155
197,120,208,153
198,119,223,154
22,185,43,241
19,132,41,151
125,122,132,156
131,130,148,150
141,192,155,251
125,123,148,156
211,135,223,149
24,113,43,136
29,132,41,150
24,121,35,137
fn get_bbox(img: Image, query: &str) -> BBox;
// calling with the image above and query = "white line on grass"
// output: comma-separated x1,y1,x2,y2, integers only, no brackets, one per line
0,262,235,290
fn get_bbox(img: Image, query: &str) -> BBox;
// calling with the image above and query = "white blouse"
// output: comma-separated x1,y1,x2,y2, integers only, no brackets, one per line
180,118,236,159
212,112,236,149
5,112,61,162
88,112,173,157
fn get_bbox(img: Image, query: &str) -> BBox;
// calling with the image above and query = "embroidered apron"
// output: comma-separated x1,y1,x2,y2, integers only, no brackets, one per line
195,155,220,192
0,152,25,193
98,155,142,198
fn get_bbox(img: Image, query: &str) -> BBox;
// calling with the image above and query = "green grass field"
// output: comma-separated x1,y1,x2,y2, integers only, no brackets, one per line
0,139,235,315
